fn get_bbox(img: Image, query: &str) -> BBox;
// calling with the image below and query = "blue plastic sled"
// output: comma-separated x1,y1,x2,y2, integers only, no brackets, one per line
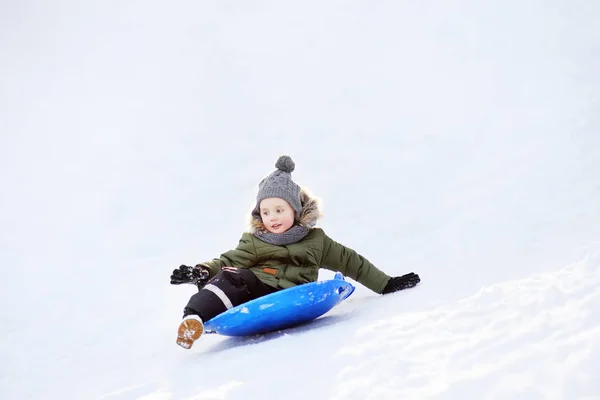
203,272,355,336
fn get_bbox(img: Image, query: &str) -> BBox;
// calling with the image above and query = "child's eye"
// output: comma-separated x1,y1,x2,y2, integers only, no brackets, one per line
262,211,268,216
277,209,282,213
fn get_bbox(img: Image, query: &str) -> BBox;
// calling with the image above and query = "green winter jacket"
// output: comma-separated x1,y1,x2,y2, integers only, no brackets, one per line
199,191,391,294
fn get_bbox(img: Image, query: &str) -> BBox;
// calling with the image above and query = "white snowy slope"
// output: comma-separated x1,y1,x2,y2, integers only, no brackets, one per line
1,1,599,399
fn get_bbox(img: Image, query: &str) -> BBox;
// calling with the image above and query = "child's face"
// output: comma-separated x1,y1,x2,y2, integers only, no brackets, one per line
259,197,295,234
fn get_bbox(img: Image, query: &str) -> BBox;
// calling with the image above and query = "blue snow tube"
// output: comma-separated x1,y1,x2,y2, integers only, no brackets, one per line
203,272,355,336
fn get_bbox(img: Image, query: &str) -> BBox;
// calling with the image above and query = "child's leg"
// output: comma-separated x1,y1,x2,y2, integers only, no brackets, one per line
177,268,277,348
177,268,277,346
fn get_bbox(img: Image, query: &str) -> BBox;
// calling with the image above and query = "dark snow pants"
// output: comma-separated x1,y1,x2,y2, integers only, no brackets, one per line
183,267,279,322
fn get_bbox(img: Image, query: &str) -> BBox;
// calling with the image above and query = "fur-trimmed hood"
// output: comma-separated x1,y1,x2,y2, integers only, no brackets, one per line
248,187,323,233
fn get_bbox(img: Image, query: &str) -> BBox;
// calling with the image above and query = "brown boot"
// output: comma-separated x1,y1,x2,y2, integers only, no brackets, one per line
176,315,204,349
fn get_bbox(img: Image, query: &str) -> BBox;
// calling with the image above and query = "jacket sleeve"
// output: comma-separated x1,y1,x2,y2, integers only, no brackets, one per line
320,231,390,294
197,233,258,278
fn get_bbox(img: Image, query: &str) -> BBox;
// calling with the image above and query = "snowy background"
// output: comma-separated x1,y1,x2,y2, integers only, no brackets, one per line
1,0,599,399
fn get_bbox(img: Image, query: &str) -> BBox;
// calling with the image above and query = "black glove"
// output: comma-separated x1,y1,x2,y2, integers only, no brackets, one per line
382,272,420,294
170,265,210,287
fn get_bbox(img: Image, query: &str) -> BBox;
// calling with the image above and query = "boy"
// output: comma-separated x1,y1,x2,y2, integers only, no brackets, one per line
171,155,420,349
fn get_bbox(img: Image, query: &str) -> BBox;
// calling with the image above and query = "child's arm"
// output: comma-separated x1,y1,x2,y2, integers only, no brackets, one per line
320,232,391,294
196,233,257,279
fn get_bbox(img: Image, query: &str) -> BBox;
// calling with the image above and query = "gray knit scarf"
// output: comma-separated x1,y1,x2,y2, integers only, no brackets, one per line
252,225,310,246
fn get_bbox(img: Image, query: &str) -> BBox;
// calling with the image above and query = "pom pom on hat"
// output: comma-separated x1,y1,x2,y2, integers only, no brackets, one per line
275,155,295,173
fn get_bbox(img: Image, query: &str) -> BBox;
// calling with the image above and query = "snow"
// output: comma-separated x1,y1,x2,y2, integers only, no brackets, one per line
1,1,599,399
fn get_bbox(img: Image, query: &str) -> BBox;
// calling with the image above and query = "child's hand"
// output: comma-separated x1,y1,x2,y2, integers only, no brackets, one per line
170,265,210,287
382,272,420,294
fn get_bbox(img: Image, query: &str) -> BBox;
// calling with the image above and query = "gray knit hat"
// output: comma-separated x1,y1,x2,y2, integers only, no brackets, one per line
252,155,302,220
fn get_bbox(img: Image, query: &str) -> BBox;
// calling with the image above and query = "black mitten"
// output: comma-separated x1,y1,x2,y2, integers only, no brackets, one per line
382,272,420,294
170,265,210,288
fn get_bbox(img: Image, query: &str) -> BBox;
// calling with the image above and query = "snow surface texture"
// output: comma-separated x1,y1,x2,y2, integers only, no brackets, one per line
1,1,599,399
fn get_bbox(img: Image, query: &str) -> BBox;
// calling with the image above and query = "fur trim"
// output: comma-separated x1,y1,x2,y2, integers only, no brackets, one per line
248,187,323,233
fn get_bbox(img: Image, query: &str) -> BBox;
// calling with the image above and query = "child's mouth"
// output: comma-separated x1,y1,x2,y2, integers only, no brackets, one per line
272,224,282,229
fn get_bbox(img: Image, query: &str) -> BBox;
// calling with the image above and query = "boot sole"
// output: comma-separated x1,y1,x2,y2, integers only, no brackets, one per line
176,318,204,349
